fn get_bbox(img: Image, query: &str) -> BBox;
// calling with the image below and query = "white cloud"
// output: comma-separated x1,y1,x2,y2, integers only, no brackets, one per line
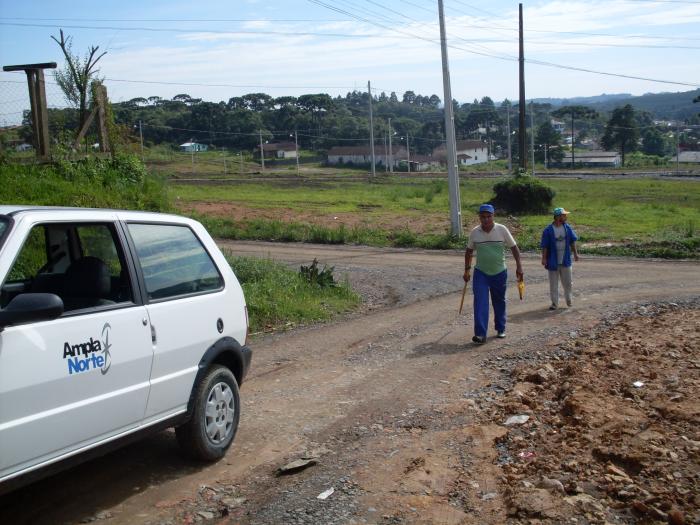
51,0,700,103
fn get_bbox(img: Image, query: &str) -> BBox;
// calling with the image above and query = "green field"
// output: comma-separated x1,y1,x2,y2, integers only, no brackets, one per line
172,176,700,258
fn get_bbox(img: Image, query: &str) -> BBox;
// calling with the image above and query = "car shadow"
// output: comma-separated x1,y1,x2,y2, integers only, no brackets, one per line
0,430,209,525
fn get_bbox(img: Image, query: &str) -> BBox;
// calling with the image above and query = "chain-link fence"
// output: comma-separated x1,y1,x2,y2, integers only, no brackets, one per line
0,71,76,156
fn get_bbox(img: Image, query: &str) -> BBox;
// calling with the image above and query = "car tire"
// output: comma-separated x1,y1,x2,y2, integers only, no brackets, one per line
176,365,240,461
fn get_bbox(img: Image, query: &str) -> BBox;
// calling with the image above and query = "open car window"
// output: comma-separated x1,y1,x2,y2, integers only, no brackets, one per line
1,222,134,312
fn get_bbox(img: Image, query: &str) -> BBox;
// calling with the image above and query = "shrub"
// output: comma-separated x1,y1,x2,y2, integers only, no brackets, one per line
491,171,555,214
299,258,337,287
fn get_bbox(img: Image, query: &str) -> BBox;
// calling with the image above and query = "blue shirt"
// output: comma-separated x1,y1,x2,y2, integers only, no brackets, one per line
540,223,578,270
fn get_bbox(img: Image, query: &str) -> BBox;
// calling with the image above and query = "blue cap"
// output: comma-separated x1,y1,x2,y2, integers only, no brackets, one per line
479,204,495,214
553,207,570,216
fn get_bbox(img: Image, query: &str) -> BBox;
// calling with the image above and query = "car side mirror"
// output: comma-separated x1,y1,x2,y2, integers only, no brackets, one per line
0,293,64,331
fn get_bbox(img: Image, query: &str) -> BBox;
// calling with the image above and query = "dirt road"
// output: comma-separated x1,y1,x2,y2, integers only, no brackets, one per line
1,242,698,525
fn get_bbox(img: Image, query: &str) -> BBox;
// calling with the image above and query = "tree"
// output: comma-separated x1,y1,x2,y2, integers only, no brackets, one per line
402,91,416,105
641,127,668,157
551,105,597,168
51,29,107,136
173,94,192,104
601,104,639,167
534,121,563,163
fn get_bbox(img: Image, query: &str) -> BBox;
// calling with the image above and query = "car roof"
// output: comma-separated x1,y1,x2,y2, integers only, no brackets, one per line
0,205,189,223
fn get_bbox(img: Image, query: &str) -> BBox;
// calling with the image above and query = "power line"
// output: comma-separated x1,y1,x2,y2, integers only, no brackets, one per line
449,0,502,19
309,0,700,88
0,21,401,39
458,23,700,42
104,77,364,90
0,17,350,23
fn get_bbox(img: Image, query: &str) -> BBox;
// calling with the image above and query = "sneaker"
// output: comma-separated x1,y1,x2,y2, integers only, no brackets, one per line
496,331,506,339
472,335,486,344
549,304,557,311
566,301,572,307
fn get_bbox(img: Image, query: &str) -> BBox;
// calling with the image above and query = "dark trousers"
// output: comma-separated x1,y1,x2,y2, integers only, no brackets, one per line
472,268,507,337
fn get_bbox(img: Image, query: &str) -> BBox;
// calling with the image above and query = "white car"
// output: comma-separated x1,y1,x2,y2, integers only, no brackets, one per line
0,206,252,492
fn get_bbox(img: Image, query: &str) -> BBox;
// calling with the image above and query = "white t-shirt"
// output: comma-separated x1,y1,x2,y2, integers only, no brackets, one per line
467,223,517,275
553,224,566,265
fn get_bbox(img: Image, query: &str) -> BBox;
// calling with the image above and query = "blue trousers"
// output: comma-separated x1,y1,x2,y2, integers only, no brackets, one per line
472,268,507,337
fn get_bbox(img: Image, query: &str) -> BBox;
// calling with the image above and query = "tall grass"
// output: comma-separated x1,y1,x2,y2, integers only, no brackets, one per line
225,253,360,333
0,154,169,211
202,215,464,250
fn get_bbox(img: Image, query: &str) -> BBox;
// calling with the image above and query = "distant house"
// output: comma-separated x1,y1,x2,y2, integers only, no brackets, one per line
327,145,407,168
554,150,621,168
432,140,488,166
409,154,442,172
15,143,32,152
258,142,297,159
551,120,565,134
179,142,208,152
671,151,700,163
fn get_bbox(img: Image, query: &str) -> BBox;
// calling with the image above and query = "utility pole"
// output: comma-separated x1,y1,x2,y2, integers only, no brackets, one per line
138,120,144,161
383,133,388,172
544,144,548,170
294,129,300,176
530,102,536,176
518,3,527,171
368,80,376,178
676,123,681,175
438,0,462,237
406,133,411,173
259,130,265,172
239,152,243,175
506,103,512,171
570,113,575,169
388,117,393,173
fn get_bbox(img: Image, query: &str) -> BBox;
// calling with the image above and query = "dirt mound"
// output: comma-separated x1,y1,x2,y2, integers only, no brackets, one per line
493,305,699,524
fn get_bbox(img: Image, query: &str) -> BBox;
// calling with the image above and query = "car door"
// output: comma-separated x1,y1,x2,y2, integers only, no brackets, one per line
0,218,153,482
125,221,228,422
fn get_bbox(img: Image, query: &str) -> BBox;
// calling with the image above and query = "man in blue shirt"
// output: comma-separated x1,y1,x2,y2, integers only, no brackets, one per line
540,207,579,310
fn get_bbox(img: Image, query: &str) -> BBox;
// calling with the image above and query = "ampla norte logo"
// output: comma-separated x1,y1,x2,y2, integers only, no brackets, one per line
62,322,113,375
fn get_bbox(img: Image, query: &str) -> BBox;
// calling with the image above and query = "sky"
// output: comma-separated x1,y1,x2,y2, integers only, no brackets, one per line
1,0,699,124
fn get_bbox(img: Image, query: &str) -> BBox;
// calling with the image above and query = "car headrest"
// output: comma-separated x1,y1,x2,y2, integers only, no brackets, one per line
64,256,111,298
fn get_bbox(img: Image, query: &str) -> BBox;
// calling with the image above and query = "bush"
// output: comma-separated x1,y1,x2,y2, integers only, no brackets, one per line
491,171,555,214
299,258,337,287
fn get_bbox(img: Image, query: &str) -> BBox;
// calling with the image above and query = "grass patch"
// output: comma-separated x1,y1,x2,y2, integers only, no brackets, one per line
225,253,359,333
0,155,169,211
201,215,464,250
174,175,700,259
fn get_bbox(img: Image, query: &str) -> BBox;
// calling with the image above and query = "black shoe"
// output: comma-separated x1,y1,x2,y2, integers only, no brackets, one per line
472,335,486,344
549,304,557,311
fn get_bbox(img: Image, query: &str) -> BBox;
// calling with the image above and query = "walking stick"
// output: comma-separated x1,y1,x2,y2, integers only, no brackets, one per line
458,282,468,314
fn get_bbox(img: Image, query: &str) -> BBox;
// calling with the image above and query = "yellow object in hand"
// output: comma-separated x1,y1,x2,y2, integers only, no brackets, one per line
517,279,525,300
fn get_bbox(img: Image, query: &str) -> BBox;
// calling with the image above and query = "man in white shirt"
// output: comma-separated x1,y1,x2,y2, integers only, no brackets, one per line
463,204,524,344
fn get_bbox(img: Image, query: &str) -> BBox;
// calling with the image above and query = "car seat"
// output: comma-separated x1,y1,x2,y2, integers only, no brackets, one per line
62,256,115,311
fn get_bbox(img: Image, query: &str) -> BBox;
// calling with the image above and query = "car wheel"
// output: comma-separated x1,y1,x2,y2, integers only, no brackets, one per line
176,365,240,461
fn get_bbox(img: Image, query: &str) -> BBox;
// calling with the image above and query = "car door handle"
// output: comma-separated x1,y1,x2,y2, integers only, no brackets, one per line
150,324,157,344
